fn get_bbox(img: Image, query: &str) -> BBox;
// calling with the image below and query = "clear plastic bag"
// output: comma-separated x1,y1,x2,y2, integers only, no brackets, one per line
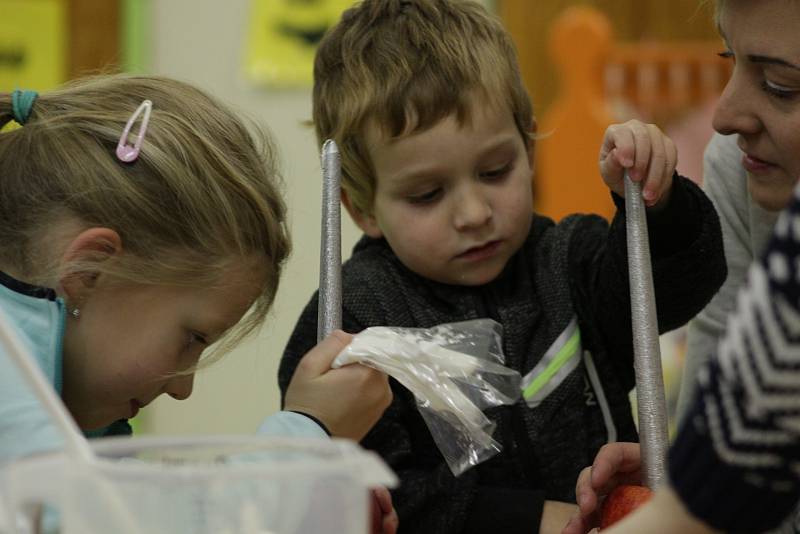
332,319,521,476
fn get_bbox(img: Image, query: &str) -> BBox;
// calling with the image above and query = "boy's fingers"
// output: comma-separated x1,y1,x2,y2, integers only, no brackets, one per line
643,125,667,204
665,136,678,178
630,121,651,181
600,149,625,183
603,125,635,168
295,330,353,376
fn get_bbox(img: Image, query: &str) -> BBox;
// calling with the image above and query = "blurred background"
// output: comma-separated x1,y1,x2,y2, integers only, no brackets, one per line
0,0,726,436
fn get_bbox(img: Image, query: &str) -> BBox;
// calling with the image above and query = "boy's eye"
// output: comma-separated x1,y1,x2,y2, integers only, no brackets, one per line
480,162,512,181
762,79,798,100
408,188,442,204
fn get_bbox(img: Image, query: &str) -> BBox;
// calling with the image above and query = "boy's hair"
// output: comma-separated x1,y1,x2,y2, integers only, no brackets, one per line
0,74,290,356
313,0,534,217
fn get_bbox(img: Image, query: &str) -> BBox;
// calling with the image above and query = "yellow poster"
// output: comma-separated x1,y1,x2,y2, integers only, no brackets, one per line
245,0,354,87
0,0,66,92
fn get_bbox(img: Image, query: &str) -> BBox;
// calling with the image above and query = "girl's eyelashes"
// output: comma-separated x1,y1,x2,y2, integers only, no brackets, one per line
186,331,208,348
718,50,734,61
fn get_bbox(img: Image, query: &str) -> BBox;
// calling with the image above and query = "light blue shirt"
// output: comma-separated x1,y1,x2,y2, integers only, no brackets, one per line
0,272,328,533
0,271,327,468
0,273,67,465
257,411,329,439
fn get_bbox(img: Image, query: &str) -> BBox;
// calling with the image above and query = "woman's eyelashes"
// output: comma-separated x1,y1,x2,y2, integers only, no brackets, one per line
718,49,799,101
762,79,799,100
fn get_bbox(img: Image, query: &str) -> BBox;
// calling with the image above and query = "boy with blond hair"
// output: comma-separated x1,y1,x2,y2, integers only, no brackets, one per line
279,1,726,532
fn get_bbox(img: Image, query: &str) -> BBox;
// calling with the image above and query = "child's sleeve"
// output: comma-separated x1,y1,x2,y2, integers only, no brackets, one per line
669,186,800,532
567,175,726,385
621,174,727,333
256,411,330,439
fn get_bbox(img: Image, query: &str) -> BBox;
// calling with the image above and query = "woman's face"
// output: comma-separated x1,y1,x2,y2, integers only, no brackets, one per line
713,0,800,211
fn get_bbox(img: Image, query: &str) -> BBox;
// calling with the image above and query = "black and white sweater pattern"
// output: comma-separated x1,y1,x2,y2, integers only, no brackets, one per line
670,187,800,533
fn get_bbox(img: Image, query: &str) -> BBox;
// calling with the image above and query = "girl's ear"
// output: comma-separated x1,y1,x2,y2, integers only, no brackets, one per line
341,189,383,238
58,227,122,302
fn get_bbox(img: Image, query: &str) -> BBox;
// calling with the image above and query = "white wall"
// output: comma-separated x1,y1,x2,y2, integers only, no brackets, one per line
142,0,493,435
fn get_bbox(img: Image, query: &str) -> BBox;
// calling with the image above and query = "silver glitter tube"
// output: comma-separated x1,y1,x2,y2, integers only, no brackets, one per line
625,172,669,490
318,139,342,342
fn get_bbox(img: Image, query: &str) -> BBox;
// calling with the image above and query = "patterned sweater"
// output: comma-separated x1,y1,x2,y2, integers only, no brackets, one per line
678,132,778,420
670,185,800,533
280,176,725,533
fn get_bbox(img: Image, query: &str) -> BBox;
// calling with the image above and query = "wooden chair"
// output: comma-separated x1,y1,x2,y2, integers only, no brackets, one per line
534,6,731,221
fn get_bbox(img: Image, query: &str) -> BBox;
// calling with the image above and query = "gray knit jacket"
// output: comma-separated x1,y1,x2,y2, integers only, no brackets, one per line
279,175,726,533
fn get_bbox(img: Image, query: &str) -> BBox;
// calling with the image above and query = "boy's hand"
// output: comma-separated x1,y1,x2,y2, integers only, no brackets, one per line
562,442,643,534
284,330,392,441
599,120,678,209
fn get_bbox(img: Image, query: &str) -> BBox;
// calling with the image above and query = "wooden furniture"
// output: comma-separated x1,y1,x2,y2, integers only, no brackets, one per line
68,0,121,77
502,4,731,220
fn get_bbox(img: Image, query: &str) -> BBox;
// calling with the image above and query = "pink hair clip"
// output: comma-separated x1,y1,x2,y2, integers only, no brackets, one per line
116,99,152,163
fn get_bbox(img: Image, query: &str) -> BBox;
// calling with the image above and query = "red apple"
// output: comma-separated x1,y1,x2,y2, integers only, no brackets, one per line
599,484,653,530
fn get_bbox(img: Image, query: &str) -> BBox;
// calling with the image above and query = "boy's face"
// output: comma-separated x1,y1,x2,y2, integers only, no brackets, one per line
357,103,533,286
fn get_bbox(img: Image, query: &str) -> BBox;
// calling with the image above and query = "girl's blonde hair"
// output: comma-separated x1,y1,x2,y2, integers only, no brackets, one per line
0,74,290,356
312,0,535,218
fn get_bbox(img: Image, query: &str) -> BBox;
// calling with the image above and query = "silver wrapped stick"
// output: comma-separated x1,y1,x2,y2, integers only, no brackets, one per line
624,172,669,490
318,140,343,342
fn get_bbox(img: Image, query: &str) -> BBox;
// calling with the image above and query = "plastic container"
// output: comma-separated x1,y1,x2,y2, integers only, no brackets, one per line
1,435,396,534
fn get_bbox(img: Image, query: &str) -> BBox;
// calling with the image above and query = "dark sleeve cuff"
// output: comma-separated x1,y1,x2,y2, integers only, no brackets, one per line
669,401,800,533
287,410,332,436
462,486,545,534
611,173,702,259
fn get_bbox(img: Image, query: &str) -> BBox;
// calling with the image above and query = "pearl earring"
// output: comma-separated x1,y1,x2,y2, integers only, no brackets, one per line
71,307,81,319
